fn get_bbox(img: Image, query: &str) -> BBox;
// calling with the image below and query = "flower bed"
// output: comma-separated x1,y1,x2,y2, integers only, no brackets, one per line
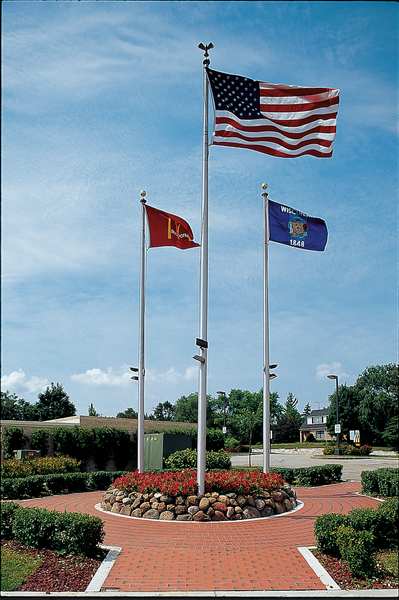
101,470,297,521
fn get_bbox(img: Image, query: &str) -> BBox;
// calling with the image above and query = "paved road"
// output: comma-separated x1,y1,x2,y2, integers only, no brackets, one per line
231,451,398,481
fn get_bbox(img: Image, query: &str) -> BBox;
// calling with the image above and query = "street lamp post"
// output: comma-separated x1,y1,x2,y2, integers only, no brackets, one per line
217,391,227,434
327,374,340,455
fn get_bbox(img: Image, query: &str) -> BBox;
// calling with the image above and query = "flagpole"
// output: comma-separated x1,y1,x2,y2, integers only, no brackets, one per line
137,189,147,473
261,183,271,473
197,42,213,496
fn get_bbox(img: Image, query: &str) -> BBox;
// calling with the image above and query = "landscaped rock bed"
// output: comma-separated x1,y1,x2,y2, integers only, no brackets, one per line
101,470,297,521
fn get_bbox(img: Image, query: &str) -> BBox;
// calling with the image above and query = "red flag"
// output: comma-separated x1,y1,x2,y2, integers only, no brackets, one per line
145,205,200,249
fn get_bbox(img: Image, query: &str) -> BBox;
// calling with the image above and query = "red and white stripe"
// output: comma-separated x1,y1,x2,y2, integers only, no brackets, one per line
212,82,340,158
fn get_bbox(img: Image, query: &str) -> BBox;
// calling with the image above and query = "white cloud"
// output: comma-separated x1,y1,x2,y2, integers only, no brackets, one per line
315,362,349,381
71,365,198,387
1,370,49,394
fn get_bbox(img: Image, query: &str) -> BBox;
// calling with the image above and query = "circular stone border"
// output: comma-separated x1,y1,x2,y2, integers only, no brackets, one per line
95,499,304,523
100,485,299,522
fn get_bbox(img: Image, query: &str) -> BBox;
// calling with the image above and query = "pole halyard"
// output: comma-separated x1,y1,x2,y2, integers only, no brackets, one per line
261,183,271,473
197,42,213,496
137,189,147,473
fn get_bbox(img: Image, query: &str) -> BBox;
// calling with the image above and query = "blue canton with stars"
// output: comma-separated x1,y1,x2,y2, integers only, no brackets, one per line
206,68,263,119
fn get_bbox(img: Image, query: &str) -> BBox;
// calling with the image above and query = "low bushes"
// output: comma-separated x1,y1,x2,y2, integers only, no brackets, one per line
315,497,398,578
323,443,372,456
1,456,81,479
224,436,240,451
1,504,104,557
164,449,231,470
3,427,26,459
271,464,342,486
112,469,284,496
361,468,399,497
1,471,127,500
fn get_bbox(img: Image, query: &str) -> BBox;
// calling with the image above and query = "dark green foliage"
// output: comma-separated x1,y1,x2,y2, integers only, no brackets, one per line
378,498,399,548
224,436,240,451
116,407,138,419
0,392,37,420
347,508,385,549
11,507,104,556
382,416,399,450
152,401,175,421
273,393,303,443
3,427,26,458
35,383,76,421
315,513,348,555
336,525,375,578
303,403,312,416
164,449,231,470
0,502,20,539
30,430,49,456
206,428,225,450
271,465,342,486
1,471,127,500
361,468,399,497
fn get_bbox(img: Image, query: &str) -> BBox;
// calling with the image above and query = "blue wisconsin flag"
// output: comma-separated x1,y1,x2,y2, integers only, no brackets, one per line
269,200,328,251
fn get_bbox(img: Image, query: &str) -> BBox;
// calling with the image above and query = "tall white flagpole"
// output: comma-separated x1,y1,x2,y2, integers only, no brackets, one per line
261,183,271,473
196,42,213,496
137,189,147,473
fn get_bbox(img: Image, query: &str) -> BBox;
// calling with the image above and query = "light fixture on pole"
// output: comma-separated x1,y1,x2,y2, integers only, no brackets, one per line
129,367,139,381
327,374,340,455
217,391,227,434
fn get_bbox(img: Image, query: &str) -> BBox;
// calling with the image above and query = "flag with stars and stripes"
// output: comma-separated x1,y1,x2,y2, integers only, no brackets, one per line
207,68,340,159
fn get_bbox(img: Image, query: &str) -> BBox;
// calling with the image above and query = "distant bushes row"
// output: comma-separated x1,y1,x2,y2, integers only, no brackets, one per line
323,443,372,456
1,456,81,479
315,498,398,577
1,470,127,500
270,465,342,486
164,449,231,470
361,468,399,497
1,502,104,557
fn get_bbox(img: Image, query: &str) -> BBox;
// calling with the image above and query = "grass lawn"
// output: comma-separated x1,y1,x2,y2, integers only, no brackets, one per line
1,546,43,591
376,550,399,578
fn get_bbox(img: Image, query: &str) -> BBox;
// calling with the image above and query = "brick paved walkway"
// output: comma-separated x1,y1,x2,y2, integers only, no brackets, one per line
20,482,379,592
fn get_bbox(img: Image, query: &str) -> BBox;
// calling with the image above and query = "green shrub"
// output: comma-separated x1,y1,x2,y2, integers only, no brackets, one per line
0,502,20,539
323,444,335,455
1,456,81,479
305,433,316,442
164,449,231,470
361,468,399,497
1,471,127,500
347,508,384,549
270,467,295,484
224,436,240,451
378,497,399,548
336,525,375,578
3,427,26,459
206,429,225,451
30,430,49,456
270,465,342,486
315,513,348,555
11,507,104,556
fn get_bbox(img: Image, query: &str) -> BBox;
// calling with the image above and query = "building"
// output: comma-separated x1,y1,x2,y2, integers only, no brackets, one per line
299,408,333,442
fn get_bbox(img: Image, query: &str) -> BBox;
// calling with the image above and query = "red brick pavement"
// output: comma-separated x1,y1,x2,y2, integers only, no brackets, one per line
19,481,379,592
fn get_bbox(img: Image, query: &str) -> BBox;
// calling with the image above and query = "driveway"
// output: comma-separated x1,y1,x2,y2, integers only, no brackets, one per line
231,451,398,481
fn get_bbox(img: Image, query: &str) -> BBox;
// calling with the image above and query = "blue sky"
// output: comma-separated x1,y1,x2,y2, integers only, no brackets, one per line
2,1,397,417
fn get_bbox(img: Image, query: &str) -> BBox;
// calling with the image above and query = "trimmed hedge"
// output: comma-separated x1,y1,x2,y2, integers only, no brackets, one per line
164,449,231,470
1,504,104,556
361,468,399,497
1,470,127,500
336,525,375,578
1,456,81,479
314,513,348,556
270,464,342,486
378,497,399,547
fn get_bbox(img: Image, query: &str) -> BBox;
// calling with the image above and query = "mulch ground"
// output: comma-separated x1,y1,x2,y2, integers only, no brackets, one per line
313,550,399,590
1,540,103,592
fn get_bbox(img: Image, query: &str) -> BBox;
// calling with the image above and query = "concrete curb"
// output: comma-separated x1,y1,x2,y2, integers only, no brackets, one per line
94,500,305,524
2,589,398,597
297,546,340,590
85,545,121,592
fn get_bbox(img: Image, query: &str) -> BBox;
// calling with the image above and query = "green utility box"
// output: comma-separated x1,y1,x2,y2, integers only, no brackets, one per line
144,432,193,470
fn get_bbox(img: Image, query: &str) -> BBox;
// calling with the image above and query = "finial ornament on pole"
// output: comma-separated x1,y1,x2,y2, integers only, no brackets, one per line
140,190,147,204
198,42,214,67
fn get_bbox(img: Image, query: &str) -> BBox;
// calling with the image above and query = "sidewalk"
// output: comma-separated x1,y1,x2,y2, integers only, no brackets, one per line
19,482,380,592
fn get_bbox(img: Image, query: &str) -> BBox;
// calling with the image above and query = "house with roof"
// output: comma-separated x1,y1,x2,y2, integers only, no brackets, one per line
299,408,333,442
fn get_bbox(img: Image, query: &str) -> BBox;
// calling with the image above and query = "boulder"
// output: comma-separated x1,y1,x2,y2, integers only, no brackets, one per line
212,511,226,521
175,496,185,505
274,502,286,514
159,511,175,520
246,496,256,507
111,502,122,513
272,491,285,503
236,495,246,507
211,492,219,498
233,513,242,520
193,511,210,522
218,495,229,505
213,502,227,513
226,507,235,519
153,492,162,499
234,506,243,514
188,506,200,515
175,505,188,515
187,495,198,506
132,498,142,509
140,502,151,512
176,514,192,521
131,508,143,517
143,509,160,520
284,499,293,511
208,497,217,505
243,506,261,519
157,502,166,512
167,504,175,512
199,497,210,511
207,507,215,518
151,502,159,510
260,506,273,517
122,497,132,505
226,493,237,498
255,498,265,511
159,495,173,504
121,505,132,516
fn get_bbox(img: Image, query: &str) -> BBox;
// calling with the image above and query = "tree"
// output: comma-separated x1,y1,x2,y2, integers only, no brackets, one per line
35,383,76,421
173,393,215,425
355,364,398,445
303,402,311,416
273,393,303,443
88,403,99,416
326,385,362,442
0,391,37,420
152,401,175,421
116,408,138,419
382,416,399,451
234,406,262,466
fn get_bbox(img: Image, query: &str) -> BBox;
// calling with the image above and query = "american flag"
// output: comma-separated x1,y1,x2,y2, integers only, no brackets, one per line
207,68,340,158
